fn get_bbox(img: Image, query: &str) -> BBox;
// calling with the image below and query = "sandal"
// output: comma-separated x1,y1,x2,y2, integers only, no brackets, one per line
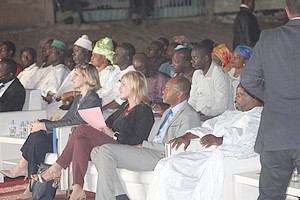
31,167,61,183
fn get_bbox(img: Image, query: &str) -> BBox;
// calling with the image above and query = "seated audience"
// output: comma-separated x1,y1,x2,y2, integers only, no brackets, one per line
31,71,154,200
146,41,167,71
0,64,101,198
91,37,121,108
0,58,25,112
46,35,93,116
90,76,201,200
147,84,263,200
0,41,23,76
172,48,195,83
159,42,178,77
34,39,70,108
189,42,233,121
17,47,40,89
211,44,232,72
132,52,170,112
228,45,252,100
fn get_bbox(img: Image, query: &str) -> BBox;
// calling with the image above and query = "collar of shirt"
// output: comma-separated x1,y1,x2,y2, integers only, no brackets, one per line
170,100,188,116
23,63,38,71
240,4,249,9
0,78,15,97
291,17,300,20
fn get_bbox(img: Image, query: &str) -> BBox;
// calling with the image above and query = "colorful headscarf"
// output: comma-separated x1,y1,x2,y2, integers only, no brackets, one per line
93,37,115,63
234,45,252,60
212,44,232,72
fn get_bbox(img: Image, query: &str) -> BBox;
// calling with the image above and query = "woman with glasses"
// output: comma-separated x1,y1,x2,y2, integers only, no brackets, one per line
0,64,102,198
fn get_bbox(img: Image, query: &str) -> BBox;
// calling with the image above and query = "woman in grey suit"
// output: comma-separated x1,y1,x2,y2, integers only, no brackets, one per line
0,64,102,198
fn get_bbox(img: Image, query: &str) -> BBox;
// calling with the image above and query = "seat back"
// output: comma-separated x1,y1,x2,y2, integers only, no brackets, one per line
22,89,42,111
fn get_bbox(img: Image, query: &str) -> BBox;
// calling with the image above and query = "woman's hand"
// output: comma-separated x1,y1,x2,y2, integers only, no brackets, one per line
99,126,114,137
30,121,46,133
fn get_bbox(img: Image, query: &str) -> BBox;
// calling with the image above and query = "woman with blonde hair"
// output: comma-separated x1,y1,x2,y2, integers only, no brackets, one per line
1,64,102,198
32,71,155,200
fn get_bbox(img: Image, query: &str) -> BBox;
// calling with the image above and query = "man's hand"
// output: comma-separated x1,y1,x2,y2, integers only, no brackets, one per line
200,134,223,148
60,91,78,105
42,93,54,104
169,132,198,151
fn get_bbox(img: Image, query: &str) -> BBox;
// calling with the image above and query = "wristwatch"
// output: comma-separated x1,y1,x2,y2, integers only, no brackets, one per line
112,132,120,141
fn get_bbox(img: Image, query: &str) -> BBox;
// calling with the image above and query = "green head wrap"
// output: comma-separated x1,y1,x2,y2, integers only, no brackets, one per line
93,37,115,63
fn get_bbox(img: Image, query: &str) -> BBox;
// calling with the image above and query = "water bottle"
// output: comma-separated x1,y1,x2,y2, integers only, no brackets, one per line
18,121,25,138
21,121,29,139
8,120,16,137
291,167,299,182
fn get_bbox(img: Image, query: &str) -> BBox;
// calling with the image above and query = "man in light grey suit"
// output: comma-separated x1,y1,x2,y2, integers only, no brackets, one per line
91,76,201,200
240,1,300,199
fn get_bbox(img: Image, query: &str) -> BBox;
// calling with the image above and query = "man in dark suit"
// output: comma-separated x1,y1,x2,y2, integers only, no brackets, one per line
233,0,261,49
0,58,25,112
91,76,201,200
241,1,300,199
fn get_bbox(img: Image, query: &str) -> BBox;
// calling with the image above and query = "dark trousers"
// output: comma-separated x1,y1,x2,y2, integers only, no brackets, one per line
21,131,53,177
258,149,300,200
56,124,118,187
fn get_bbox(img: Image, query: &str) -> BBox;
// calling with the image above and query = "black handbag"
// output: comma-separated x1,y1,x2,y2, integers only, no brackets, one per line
30,163,58,200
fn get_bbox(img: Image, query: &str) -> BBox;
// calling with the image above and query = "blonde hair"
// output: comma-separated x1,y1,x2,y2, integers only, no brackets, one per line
121,71,149,104
75,64,101,90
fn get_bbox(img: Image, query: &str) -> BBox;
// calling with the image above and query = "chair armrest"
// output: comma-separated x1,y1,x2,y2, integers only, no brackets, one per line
54,126,78,156
165,138,216,157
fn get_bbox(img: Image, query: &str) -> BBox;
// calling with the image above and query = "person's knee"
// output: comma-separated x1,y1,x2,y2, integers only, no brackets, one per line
91,144,111,163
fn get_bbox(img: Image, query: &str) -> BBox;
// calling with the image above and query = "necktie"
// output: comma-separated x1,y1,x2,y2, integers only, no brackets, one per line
156,109,173,136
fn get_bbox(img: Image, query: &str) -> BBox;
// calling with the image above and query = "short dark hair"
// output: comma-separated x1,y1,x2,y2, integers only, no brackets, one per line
175,48,191,62
0,58,17,75
120,43,136,60
286,0,300,15
1,41,16,57
192,42,213,59
20,47,37,62
175,76,191,98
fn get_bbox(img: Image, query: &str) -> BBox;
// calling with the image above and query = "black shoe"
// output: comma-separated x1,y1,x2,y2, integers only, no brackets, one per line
116,194,130,200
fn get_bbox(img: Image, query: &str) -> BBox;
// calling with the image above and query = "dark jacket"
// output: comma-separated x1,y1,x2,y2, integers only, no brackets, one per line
233,6,261,49
0,78,25,112
106,101,154,145
241,19,300,153
45,89,102,133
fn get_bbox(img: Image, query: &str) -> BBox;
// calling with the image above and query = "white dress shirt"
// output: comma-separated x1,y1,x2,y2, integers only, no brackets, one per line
0,79,14,97
188,62,233,116
17,63,40,89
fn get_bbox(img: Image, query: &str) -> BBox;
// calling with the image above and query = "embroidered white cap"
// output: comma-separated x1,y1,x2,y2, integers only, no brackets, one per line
74,35,92,51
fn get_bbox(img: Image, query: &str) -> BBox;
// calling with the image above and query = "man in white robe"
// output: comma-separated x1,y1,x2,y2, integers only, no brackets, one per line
147,84,263,200
34,39,69,109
